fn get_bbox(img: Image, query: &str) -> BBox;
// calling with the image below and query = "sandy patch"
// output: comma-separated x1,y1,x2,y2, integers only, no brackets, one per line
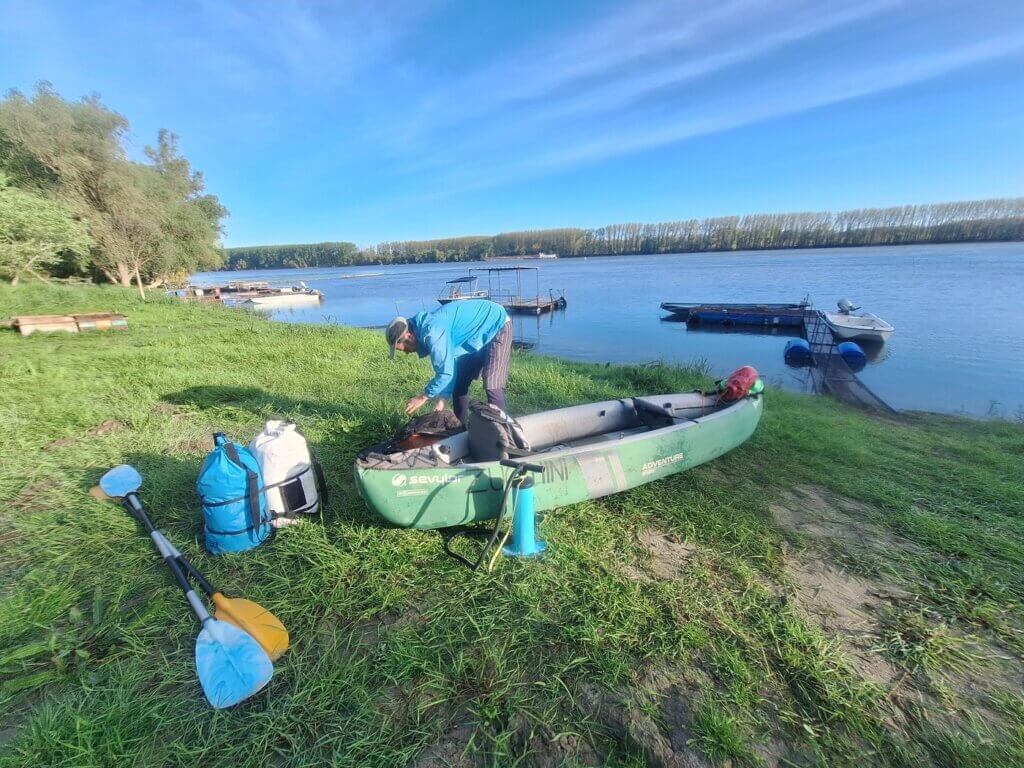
771,485,923,557
578,662,711,768
634,529,700,581
786,559,907,686
44,419,127,451
509,715,602,768
86,419,126,437
409,721,478,768
171,435,214,455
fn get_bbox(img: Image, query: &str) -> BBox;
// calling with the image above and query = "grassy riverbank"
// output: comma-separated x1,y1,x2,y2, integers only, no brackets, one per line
1,283,1022,768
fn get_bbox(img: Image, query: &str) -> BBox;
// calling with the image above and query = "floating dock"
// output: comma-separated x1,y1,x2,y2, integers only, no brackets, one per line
442,267,567,315
660,301,810,327
802,311,895,414
660,301,895,414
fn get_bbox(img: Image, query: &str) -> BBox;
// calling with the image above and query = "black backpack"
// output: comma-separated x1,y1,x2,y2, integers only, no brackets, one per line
467,402,530,461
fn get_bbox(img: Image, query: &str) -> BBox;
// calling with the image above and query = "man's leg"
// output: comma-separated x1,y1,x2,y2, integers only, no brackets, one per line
452,352,485,423
481,321,512,412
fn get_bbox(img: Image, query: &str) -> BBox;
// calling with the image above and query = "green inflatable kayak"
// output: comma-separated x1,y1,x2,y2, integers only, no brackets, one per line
355,389,763,530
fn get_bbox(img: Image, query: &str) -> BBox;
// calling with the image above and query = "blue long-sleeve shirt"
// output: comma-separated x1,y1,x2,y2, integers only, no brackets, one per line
408,299,509,398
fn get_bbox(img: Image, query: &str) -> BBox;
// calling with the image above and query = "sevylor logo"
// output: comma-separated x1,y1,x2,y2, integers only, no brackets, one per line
641,452,685,476
392,474,464,488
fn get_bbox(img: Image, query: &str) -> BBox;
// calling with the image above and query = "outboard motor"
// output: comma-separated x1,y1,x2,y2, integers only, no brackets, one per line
837,298,860,314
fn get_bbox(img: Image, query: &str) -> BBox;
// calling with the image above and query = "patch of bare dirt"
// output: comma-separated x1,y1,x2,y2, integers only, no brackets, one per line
171,435,214,455
577,661,711,768
771,485,923,558
409,720,479,768
899,630,1024,731
636,529,700,581
11,480,48,515
509,715,602,768
42,436,77,451
44,420,128,450
937,640,1024,702
153,402,192,421
316,607,428,662
86,419,126,437
786,558,907,686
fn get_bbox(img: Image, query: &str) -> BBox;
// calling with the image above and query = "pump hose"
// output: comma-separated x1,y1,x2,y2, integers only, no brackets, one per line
441,466,522,571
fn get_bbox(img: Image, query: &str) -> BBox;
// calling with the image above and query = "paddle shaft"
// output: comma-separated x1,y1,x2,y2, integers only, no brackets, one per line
121,493,214,624
120,493,219,598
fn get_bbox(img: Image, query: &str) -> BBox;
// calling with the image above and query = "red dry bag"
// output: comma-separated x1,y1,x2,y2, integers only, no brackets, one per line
718,365,759,403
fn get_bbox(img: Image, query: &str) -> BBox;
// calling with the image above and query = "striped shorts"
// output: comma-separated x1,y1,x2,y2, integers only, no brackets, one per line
481,320,512,391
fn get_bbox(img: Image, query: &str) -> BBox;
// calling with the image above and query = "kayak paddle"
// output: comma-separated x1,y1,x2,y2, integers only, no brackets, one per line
99,465,274,708
97,466,290,660
156,532,289,661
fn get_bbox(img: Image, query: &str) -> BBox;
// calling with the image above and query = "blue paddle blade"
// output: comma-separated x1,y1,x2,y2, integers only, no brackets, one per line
100,464,142,498
196,618,274,709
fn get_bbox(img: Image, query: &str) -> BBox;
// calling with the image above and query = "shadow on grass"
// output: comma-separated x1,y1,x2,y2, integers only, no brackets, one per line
163,385,354,421
161,384,401,466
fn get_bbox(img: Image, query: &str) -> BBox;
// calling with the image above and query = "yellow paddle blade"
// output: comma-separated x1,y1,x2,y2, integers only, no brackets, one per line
211,593,289,661
89,485,113,501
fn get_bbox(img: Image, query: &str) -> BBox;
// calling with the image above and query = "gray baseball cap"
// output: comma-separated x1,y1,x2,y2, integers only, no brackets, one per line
385,316,408,359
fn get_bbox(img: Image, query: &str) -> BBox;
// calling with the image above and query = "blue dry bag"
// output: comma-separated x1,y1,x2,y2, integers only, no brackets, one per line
197,433,271,554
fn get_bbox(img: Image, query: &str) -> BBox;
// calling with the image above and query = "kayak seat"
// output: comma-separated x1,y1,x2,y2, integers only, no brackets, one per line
517,399,640,451
633,398,675,428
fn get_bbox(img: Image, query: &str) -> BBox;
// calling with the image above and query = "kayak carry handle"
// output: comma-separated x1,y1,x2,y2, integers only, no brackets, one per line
500,459,544,474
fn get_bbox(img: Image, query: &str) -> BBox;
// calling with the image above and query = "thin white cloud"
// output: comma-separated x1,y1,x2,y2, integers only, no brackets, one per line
371,25,1024,207
396,0,902,175
527,33,1024,174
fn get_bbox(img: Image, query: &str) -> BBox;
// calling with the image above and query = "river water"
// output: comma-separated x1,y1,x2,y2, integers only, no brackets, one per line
193,242,1024,417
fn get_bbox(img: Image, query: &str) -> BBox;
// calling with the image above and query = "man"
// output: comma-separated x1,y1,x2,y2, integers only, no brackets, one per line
387,298,512,423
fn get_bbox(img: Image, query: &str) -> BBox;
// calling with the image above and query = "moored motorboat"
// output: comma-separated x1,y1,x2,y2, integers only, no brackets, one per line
242,287,323,308
438,275,489,304
355,380,763,530
822,299,894,342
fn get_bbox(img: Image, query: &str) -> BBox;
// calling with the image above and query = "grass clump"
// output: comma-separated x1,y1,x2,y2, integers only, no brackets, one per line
1,283,1023,767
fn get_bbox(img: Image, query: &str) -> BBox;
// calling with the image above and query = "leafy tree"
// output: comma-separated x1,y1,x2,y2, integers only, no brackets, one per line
0,83,227,292
0,173,90,285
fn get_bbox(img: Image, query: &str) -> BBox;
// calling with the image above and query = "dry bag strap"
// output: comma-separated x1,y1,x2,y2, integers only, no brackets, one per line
222,441,261,531
291,421,329,508
310,447,328,507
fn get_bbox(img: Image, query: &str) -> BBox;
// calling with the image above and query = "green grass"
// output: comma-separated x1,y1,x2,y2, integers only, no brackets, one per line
1,283,1023,767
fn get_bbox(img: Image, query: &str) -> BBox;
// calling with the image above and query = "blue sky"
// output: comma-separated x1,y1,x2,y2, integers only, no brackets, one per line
2,0,1023,247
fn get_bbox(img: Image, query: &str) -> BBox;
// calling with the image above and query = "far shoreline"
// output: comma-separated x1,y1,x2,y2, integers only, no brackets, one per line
205,239,1024,275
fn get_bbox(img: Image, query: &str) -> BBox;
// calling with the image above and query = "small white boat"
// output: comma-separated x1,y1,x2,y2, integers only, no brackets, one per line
822,299,894,342
438,275,489,305
242,286,323,308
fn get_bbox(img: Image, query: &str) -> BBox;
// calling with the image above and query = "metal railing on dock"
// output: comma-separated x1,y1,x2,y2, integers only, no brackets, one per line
802,311,895,414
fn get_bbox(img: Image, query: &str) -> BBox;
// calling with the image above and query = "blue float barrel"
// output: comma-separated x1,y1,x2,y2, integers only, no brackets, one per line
836,341,867,371
784,338,812,366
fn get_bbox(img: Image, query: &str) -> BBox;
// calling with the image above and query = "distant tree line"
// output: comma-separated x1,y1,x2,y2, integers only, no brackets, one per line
224,241,362,270
0,83,227,294
225,198,1024,270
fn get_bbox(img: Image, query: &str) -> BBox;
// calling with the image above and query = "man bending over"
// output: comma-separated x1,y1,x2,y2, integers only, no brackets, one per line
386,298,512,423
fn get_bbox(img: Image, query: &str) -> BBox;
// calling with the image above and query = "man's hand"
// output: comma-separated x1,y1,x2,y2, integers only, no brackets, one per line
405,394,429,415
433,398,447,412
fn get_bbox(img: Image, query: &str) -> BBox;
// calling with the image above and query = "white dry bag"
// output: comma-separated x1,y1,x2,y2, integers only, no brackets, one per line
249,421,328,520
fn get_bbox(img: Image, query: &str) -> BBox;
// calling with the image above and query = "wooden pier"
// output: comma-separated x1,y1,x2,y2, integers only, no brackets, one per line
802,310,895,414
465,266,567,315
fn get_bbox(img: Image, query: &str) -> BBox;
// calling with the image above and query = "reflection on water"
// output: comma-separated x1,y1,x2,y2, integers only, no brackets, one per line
193,242,1024,417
